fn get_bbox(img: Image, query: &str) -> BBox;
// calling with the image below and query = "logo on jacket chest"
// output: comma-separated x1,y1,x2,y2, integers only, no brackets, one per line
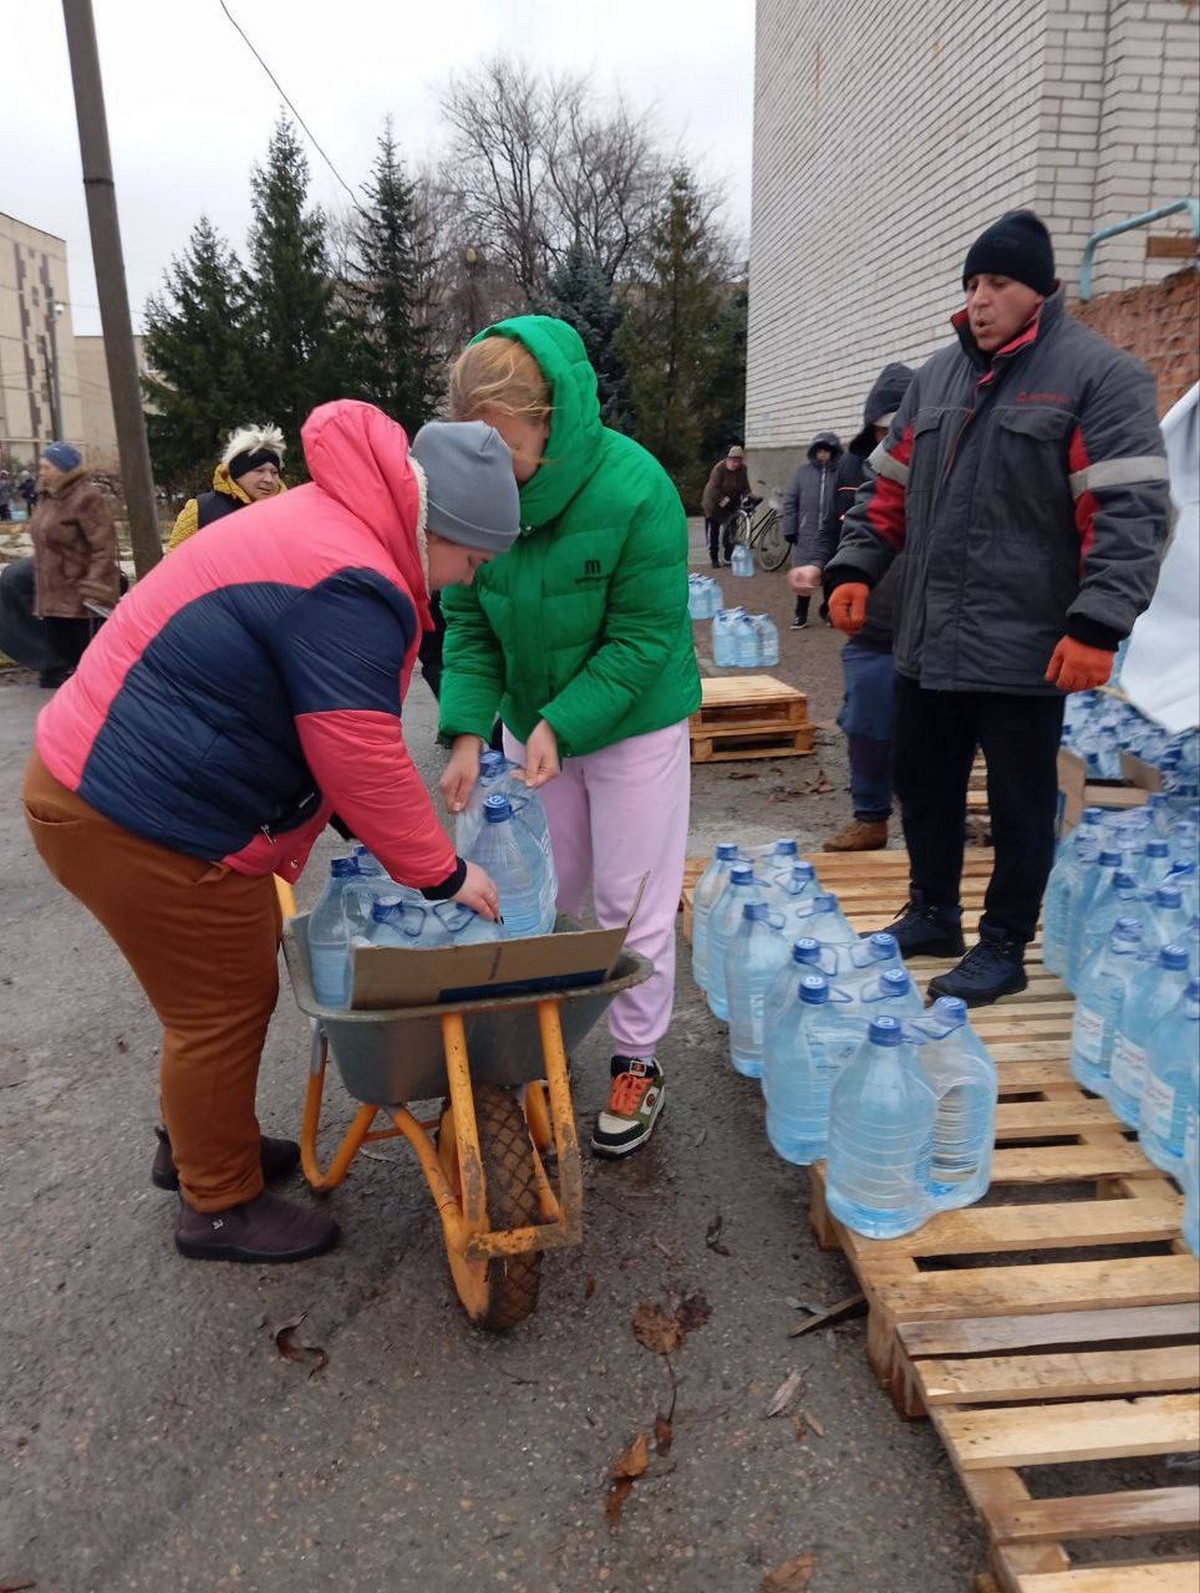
575,557,606,586
1016,390,1074,407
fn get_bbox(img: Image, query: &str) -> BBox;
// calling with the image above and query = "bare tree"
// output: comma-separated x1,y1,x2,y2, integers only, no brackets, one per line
438,55,668,307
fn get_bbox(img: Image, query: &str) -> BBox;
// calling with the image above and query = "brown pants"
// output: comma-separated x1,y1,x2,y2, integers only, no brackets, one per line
23,750,282,1211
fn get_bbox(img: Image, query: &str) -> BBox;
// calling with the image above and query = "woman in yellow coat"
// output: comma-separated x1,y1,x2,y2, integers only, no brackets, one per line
167,424,286,551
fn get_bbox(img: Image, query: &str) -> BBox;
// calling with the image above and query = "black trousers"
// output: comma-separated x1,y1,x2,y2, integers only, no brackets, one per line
892,675,1065,945
705,515,736,564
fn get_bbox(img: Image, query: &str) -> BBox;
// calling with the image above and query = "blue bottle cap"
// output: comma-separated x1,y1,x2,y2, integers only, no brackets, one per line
1161,945,1190,970
371,895,406,921
483,793,513,823
1114,915,1143,938
1098,850,1123,867
799,974,829,1004
810,894,836,912
882,969,910,994
1114,871,1138,889
1172,861,1198,878
1145,838,1170,856
331,857,357,878
868,1015,903,1047
791,861,816,881
480,750,506,774
743,901,770,921
792,937,822,963
1081,807,1105,824
715,843,740,860
730,863,755,884
774,839,799,857
1154,885,1183,908
1186,976,1200,1000
932,995,968,1021
867,932,898,955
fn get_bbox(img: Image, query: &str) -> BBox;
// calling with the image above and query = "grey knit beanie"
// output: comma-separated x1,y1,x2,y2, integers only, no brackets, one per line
410,421,521,554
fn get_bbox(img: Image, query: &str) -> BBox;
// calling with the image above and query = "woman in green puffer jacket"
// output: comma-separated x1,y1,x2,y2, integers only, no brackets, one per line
439,316,701,1159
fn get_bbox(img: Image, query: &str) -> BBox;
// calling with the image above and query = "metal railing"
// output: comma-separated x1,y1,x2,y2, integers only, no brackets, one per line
1079,199,1200,301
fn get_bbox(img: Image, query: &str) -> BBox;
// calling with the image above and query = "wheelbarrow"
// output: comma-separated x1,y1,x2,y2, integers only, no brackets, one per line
280,909,651,1331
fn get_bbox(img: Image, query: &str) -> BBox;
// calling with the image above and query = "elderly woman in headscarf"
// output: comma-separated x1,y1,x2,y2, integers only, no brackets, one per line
166,423,286,551
28,439,120,686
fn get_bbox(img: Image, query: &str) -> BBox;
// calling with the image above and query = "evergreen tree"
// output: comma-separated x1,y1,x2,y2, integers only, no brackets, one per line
539,244,632,430
621,169,729,506
142,217,254,491
699,282,748,463
349,122,443,433
244,115,351,465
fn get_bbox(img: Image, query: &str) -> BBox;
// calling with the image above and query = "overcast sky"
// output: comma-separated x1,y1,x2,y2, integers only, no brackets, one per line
5,0,755,339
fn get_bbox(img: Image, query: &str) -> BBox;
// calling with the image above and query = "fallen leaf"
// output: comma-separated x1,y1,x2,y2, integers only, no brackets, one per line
764,1369,805,1418
728,771,760,782
0,1581,37,1592
803,1410,825,1438
605,1476,634,1529
787,1291,866,1338
611,1431,649,1480
653,1412,674,1455
675,1291,712,1335
272,1313,329,1379
705,1213,731,1257
693,1126,708,1148
762,1551,816,1591
792,1413,808,1442
632,1300,682,1356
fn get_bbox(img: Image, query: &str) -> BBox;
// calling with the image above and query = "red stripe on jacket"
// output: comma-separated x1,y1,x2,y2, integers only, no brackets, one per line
865,423,914,552
1069,425,1098,572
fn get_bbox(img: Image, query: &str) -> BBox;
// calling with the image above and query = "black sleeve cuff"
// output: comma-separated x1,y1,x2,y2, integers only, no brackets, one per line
420,856,468,901
327,812,357,842
1066,614,1122,651
823,566,875,600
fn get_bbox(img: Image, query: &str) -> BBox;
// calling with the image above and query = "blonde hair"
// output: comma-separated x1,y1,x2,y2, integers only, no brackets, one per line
449,338,552,424
220,424,285,470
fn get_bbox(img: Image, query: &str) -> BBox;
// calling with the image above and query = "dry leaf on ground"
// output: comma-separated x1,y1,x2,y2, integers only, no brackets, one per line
272,1313,329,1379
675,1291,712,1335
632,1300,682,1356
605,1431,650,1529
762,1551,817,1590
803,1410,825,1438
653,1412,674,1455
764,1369,805,1418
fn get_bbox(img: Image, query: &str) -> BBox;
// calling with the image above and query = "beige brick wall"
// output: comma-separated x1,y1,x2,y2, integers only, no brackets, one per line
0,212,83,469
747,0,1200,488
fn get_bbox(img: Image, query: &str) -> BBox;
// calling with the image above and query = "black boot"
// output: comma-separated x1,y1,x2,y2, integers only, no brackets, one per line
927,923,1028,1008
879,893,966,959
151,1126,301,1192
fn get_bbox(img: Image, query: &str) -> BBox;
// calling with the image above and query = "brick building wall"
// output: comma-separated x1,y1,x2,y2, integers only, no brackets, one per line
747,0,1200,490
0,212,83,469
1073,265,1200,413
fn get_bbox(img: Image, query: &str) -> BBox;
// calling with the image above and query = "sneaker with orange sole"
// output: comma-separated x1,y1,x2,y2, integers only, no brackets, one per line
591,1058,665,1158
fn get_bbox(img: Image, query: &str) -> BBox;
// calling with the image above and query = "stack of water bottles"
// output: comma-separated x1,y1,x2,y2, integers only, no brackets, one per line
1062,689,1200,798
687,574,724,620
691,838,999,1239
307,752,558,1010
1041,791,1200,1249
711,607,780,669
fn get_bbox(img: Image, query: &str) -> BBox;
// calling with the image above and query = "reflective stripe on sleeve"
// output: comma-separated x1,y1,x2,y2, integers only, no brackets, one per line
868,444,910,487
1068,455,1170,498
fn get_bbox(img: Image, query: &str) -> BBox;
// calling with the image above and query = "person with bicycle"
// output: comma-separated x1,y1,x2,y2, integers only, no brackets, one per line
783,432,841,627
702,444,752,567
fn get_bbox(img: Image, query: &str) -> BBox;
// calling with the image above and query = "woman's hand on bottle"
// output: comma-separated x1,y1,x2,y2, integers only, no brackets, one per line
523,719,560,788
454,861,501,921
440,735,482,814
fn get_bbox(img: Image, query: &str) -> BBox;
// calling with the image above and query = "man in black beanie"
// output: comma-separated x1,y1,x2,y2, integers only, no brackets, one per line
823,209,1170,1006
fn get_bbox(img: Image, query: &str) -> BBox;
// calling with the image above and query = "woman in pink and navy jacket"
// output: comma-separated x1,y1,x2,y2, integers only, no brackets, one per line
24,402,520,1265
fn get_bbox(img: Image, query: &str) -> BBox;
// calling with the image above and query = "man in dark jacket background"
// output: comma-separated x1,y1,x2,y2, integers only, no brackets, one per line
783,431,841,627
824,210,1170,1006
809,362,915,851
701,444,752,567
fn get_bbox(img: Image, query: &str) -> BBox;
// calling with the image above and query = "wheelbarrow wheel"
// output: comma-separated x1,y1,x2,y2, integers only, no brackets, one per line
437,1082,542,1331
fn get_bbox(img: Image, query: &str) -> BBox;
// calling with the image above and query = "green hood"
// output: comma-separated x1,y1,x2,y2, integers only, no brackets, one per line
472,315,605,526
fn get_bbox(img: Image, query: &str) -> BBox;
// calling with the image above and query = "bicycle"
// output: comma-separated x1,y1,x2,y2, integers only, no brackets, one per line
728,491,789,573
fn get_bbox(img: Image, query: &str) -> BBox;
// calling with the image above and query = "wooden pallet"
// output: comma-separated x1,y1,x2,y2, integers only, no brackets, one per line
803,849,1200,1593
689,674,815,763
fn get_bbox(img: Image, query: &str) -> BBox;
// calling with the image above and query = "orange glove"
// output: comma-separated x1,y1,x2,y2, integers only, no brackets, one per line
1045,636,1115,694
828,582,870,637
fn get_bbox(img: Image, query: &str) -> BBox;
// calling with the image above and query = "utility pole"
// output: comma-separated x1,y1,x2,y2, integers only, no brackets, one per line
46,302,64,441
61,0,161,576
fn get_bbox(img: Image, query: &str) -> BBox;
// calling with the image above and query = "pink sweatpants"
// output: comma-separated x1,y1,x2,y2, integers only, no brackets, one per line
503,721,691,1058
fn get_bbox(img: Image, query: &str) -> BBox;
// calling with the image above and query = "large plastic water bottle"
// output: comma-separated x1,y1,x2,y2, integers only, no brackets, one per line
691,843,744,991
826,1016,937,1239
1166,858,1199,919
454,749,511,854
1108,944,1191,1127
712,609,741,667
1182,1101,1199,1256
1070,916,1145,1094
775,862,820,904
839,932,904,995
707,864,770,1021
1133,836,1173,891
754,614,780,667
432,900,505,946
457,757,558,925
785,892,859,950
726,901,791,1078
763,937,834,1037
1076,870,1144,974
730,543,754,578
1141,884,1195,958
1139,976,1200,1179
854,966,925,1021
309,857,367,1008
910,997,997,1210
756,837,800,877
734,613,759,667
366,894,445,948
1067,849,1126,990
1043,814,1103,977
763,974,862,1163
464,793,554,939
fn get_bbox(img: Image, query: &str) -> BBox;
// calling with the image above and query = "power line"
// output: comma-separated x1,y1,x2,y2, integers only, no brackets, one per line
218,0,362,210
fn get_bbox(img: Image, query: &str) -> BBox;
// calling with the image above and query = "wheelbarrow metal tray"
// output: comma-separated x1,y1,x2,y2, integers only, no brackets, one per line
282,915,651,1106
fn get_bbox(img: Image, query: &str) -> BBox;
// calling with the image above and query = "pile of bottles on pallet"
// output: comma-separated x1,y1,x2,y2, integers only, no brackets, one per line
1044,788,1200,1246
307,751,557,1009
688,577,781,669
690,839,1001,1240
1062,689,1200,792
